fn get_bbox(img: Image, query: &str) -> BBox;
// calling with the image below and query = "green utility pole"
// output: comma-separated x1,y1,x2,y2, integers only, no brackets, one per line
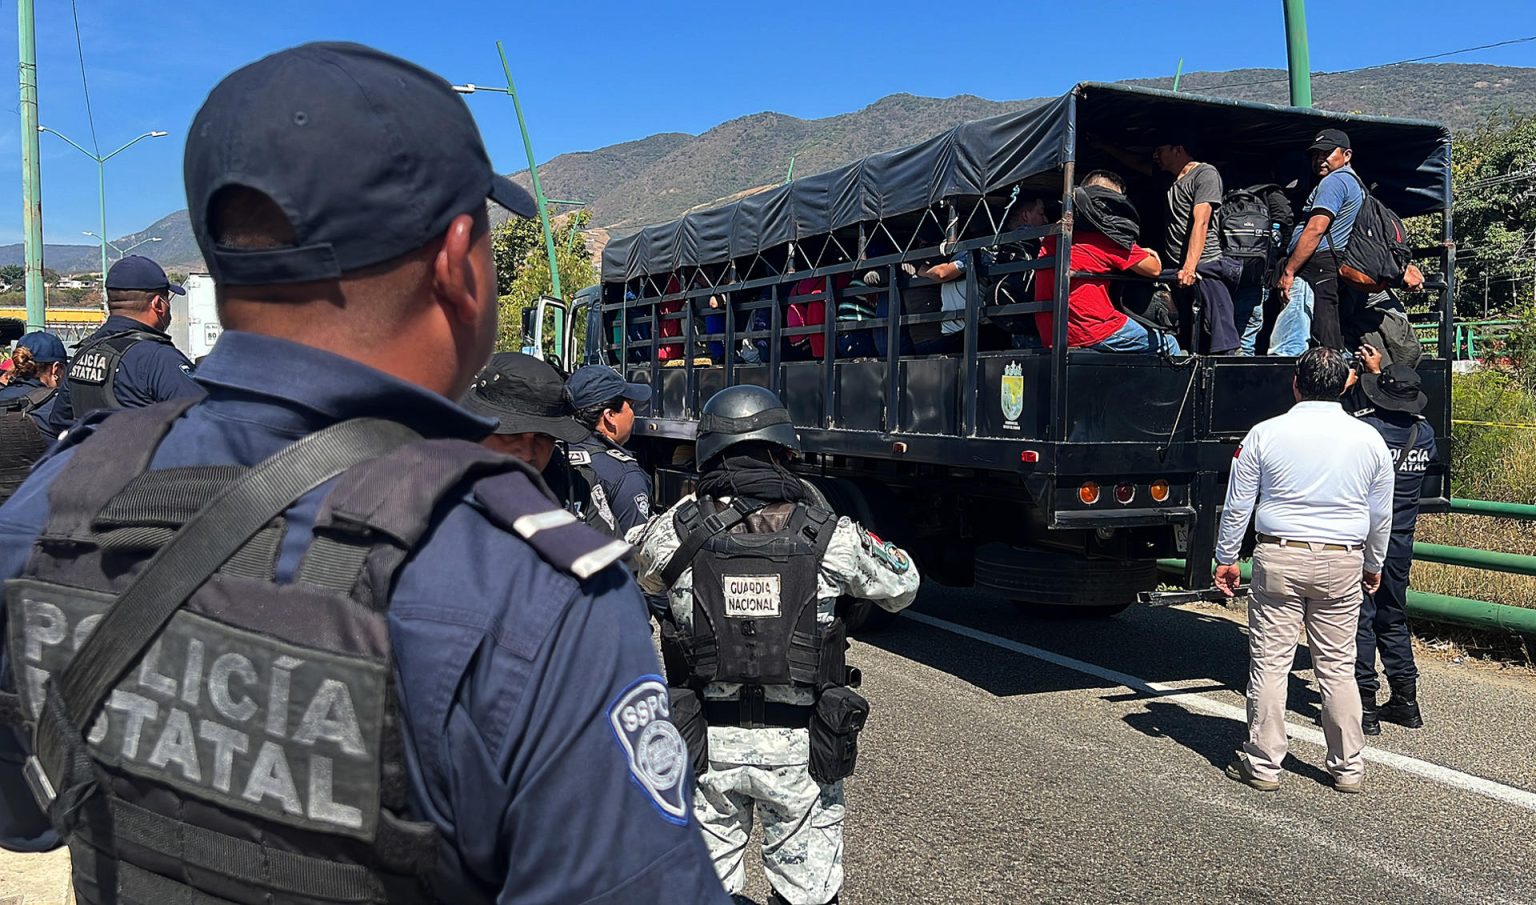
1282,0,1312,108
496,41,562,300
785,155,795,184
1172,57,1184,92
17,0,45,330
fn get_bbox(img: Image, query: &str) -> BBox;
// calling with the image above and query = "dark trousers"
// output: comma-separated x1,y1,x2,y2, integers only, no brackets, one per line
1355,547,1419,696
1299,254,1363,351
1176,257,1242,354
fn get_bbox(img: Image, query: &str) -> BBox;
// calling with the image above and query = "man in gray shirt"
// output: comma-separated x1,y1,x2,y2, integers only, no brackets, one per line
1155,137,1242,353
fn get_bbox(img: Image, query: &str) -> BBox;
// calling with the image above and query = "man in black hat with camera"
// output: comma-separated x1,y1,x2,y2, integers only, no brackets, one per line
1350,343,1436,735
45,255,204,436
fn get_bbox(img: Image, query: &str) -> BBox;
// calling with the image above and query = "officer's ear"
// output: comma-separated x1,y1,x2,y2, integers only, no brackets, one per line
432,212,493,328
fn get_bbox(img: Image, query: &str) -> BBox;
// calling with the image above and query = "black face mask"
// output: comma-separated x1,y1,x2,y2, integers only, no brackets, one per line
697,446,807,504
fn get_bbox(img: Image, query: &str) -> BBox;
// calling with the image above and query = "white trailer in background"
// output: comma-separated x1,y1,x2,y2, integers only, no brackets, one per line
169,273,222,361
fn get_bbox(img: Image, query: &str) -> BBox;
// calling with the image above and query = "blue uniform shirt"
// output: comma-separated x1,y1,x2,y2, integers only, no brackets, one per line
0,332,727,904
1357,406,1437,560
1288,164,1365,254
45,314,205,436
573,432,653,535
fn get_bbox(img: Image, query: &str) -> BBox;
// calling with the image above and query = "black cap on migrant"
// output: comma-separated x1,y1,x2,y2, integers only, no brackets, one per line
183,41,536,286
1309,128,1352,154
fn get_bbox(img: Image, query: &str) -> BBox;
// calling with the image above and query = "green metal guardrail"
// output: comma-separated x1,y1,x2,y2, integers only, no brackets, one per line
1160,494,1536,640
1415,319,1520,361
1156,558,1536,637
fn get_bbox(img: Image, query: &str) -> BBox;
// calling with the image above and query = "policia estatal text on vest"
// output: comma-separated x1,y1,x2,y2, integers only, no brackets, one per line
631,385,920,905
0,42,728,905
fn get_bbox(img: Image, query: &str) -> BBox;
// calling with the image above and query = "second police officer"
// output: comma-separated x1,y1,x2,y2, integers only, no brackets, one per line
565,364,655,537
1351,344,1436,734
46,255,205,437
631,385,920,905
0,42,728,904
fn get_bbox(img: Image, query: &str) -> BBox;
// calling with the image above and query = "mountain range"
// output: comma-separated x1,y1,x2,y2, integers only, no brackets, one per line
8,62,1534,275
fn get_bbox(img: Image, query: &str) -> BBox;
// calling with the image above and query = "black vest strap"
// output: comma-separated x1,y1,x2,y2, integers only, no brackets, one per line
40,399,198,548
33,417,421,807
661,496,769,586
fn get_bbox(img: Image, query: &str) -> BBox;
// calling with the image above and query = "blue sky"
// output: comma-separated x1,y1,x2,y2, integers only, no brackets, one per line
1,0,1533,246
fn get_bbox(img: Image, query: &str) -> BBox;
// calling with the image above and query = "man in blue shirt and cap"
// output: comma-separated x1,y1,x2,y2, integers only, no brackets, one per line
46,255,204,436
0,41,727,905
566,364,655,537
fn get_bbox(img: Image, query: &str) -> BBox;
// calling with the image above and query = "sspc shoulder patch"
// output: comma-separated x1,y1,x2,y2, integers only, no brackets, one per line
608,677,689,824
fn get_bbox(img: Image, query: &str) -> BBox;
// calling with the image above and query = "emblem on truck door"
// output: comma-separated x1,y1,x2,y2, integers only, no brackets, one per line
1001,361,1024,428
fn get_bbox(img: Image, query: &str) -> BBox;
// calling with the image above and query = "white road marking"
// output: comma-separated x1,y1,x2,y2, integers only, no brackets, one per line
904,609,1536,814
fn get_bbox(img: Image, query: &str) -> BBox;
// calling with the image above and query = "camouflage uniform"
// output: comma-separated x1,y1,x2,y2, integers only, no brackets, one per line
630,496,920,904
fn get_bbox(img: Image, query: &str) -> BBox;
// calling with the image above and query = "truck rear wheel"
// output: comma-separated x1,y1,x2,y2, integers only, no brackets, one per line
974,543,1155,617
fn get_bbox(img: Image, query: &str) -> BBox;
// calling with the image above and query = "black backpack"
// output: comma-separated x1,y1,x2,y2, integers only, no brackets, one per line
0,385,55,504
1333,171,1413,291
1217,186,1275,260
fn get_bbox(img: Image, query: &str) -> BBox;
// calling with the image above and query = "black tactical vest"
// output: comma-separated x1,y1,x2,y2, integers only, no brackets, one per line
2,399,606,905
67,328,175,414
0,384,55,505
670,499,835,688
565,448,616,535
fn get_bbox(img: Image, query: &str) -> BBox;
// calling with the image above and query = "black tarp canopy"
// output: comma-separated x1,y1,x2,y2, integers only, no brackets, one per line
602,82,1451,283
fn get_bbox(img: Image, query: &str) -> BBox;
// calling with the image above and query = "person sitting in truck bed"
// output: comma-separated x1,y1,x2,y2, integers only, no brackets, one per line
918,194,1050,352
1033,170,1181,354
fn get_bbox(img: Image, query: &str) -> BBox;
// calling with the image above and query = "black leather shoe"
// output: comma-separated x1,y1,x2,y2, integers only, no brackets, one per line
1379,680,1424,729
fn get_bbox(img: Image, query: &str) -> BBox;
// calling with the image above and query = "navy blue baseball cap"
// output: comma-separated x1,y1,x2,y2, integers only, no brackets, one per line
184,42,537,286
105,255,184,295
16,331,66,363
566,365,653,410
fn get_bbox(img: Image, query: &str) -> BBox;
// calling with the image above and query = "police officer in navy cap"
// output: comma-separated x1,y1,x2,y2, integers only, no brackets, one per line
0,42,728,905
566,364,654,537
45,255,204,436
1350,343,1437,735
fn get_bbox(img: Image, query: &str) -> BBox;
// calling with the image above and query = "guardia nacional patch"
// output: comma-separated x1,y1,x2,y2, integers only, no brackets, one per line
608,677,689,824
858,526,911,573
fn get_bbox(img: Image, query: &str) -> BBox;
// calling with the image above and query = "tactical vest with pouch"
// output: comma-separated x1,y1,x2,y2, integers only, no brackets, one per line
2,399,620,905
0,384,55,505
662,498,847,723
67,328,177,414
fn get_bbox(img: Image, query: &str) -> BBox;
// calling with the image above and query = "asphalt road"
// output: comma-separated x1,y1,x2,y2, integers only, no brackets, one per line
734,583,1536,905
4,582,1532,905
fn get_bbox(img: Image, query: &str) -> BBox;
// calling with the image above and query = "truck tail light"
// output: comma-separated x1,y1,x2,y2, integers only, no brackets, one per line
1078,481,1100,505
1020,449,1040,463
1150,479,1171,503
1114,483,1136,505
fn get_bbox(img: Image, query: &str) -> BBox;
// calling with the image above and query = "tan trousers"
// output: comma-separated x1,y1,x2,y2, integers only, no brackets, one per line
1239,542,1366,784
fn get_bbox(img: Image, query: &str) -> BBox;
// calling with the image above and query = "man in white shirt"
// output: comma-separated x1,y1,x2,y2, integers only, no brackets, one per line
1214,347,1394,794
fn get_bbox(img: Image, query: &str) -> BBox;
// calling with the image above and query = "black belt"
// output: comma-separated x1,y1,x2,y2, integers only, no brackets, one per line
1255,533,1363,553
704,699,812,729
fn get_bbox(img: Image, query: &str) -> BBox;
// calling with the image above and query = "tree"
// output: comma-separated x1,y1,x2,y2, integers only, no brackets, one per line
0,265,23,286
1444,113,1536,318
495,210,598,358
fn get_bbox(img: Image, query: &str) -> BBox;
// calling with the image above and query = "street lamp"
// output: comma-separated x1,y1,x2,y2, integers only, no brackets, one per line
37,126,168,288
453,44,566,299
84,231,162,262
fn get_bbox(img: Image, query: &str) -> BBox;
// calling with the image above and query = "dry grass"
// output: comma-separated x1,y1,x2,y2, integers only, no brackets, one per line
1413,513,1536,610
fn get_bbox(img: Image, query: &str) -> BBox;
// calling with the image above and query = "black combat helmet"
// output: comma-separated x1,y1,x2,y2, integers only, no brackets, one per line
695,385,801,467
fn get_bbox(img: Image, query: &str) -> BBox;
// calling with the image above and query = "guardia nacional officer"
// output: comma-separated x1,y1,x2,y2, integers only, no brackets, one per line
0,42,727,904
1350,343,1436,734
45,255,204,437
631,385,920,905
566,364,654,536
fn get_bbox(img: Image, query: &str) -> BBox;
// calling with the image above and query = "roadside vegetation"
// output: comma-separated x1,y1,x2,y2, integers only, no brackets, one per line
1414,369,1536,611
